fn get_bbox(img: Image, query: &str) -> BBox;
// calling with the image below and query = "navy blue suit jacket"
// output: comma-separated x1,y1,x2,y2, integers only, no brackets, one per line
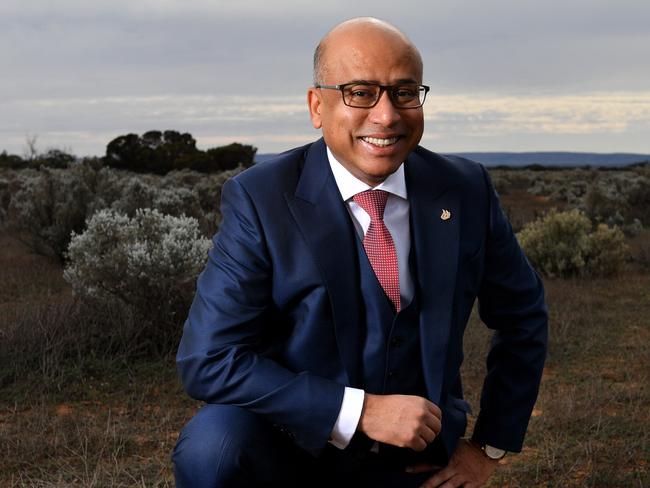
177,138,548,457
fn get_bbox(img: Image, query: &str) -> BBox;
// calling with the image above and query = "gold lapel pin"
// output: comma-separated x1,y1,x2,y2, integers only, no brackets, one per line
440,209,451,221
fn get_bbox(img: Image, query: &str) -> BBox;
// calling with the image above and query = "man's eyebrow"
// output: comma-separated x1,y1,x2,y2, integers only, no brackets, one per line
344,78,420,85
344,79,377,85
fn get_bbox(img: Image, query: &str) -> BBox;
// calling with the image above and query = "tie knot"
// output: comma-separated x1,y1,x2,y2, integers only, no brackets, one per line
353,190,389,221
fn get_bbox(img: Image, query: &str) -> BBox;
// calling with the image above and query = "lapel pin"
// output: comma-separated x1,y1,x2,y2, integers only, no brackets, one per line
440,209,451,221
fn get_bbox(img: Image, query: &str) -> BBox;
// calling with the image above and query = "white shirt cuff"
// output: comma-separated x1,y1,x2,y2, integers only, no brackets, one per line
329,387,365,449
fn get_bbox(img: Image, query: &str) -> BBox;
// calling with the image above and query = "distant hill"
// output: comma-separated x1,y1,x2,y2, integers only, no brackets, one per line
256,151,650,168
445,152,650,168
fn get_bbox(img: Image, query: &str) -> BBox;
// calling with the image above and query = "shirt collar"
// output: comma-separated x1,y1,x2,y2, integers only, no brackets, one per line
327,146,408,202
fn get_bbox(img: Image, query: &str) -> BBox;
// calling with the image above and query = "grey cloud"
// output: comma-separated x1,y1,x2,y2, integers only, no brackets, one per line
1,0,649,155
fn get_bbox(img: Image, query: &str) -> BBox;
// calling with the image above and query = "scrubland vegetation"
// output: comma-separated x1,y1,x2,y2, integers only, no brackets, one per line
0,141,648,486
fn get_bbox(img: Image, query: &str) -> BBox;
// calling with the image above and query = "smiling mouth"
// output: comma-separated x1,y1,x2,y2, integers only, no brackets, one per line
360,136,400,147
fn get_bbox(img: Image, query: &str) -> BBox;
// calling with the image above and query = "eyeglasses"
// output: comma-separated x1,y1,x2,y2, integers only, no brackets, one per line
314,82,430,109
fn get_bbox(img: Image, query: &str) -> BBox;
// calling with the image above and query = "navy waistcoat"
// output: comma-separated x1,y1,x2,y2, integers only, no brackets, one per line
354,236,426,398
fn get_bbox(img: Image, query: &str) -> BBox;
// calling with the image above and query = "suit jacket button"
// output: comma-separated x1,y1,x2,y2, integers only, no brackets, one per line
390,337,403,347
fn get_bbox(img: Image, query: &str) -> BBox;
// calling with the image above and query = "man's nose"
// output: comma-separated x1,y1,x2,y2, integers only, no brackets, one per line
368,89,401,126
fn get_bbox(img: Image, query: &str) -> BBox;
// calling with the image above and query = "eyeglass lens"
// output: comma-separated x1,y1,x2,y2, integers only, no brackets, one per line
342,84,426,108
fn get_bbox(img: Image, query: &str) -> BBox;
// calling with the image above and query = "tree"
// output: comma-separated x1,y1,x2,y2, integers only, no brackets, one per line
105,133,143,171
197,143,257,172
104,130,200,174
0,151,27,169
104,131,256,174
23,134,38,163
37,149,76,168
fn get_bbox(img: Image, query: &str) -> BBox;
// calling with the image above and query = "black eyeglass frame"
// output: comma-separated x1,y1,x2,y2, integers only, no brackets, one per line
314,82,430,109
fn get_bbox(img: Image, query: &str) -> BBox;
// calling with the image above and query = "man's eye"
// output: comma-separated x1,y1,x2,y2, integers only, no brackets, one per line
395,88,417,98
350,90,372,98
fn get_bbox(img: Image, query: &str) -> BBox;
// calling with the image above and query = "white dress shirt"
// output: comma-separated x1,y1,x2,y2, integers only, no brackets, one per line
326,147,415,449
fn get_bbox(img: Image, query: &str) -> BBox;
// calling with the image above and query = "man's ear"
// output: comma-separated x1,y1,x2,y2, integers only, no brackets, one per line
307,88,323,129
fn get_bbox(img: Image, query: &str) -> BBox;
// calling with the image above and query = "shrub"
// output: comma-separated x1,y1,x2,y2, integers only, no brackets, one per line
584,223,629,276
109,175,213,236
64,209,211,354
164,164,247,235
0,175,11,226
153,186,204,221
584,174,650,233
0,151,27,169
7,166,95,259
584,184,625,224
625,176,650,225
109,176,160,216
5,161,243,262
517,209,628,278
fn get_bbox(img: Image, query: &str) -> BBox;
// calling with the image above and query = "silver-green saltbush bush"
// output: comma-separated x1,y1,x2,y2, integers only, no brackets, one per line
6,162,243,264
517,209,628,278
108,172,225,236
0,175,11,226
8,166,95,259
64,208,211,351
5,164,127,258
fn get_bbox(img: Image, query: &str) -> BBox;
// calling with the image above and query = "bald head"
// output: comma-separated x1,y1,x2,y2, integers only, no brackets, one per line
307,17,425,186
313,17,423,85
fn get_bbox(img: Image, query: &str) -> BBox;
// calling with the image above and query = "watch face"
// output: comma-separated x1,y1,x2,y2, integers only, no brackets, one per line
484,445,506,459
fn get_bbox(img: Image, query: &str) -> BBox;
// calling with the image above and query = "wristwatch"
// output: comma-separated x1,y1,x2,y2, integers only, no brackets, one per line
471,440,507,460
481,444,507,460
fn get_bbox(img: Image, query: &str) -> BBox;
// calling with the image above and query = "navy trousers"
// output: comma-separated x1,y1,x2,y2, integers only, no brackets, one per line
172,404,445,487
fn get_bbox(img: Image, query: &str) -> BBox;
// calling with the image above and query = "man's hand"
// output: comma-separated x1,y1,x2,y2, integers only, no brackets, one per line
407,438,498,488
358,393,442,451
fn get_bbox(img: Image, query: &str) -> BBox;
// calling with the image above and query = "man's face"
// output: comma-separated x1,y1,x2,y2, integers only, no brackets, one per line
308,28,424,186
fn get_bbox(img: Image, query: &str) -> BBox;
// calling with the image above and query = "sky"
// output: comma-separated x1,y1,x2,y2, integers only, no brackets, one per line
1,0,649,157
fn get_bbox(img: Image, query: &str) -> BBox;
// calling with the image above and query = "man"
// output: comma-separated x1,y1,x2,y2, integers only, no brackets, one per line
173,17,547,488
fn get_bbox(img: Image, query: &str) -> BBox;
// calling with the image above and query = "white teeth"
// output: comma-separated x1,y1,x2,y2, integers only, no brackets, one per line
361,136,399,147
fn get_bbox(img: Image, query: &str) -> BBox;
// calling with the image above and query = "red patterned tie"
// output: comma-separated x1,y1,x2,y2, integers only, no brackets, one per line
353,190,401,311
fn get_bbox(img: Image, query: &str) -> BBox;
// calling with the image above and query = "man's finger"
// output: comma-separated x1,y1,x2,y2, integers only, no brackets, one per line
426,402,442,419
405,463,441,474
419,466,456,488
418,423,437,445
425,411,442,435
409,436,429,452
419,410,441,436
422,479,461,488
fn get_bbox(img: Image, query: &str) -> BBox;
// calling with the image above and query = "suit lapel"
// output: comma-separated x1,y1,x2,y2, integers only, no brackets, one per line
285,139,362,387
406,150,460,403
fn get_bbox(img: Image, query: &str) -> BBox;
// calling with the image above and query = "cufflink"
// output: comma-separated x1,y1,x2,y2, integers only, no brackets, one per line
440,209,451,220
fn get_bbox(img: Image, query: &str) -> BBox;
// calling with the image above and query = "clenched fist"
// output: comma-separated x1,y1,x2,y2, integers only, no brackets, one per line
358,393,442,451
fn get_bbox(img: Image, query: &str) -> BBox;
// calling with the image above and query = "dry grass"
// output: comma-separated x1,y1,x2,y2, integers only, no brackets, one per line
1,218,649,486
0,232,200,486
0,232,70,307
462,270,649,487
0,366,199,487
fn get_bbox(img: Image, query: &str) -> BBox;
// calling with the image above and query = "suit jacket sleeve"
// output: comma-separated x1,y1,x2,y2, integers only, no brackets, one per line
176,177,345,453
471,165,549,452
